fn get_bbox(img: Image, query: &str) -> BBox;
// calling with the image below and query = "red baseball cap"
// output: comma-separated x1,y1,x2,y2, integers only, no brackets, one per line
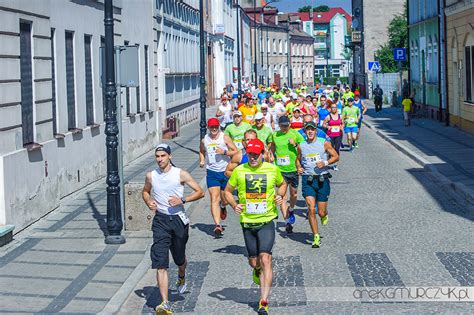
207,118,220,127
354,90,360,96
246,139,265,155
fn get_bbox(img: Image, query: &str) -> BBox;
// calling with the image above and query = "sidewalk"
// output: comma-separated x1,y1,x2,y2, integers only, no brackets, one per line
362,100,474,202
0,108,211,313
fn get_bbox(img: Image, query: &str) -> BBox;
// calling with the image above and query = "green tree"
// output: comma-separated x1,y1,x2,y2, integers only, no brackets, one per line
375,6,408,73
298,5,330,13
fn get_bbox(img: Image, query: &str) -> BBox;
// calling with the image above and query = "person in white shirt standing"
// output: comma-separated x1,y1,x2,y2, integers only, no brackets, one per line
199,118,238,237
142,144,205,315
215,95,234,130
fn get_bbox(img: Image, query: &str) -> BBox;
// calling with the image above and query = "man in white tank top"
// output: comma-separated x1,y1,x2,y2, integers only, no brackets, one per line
142,143,204,314
199,118,238,237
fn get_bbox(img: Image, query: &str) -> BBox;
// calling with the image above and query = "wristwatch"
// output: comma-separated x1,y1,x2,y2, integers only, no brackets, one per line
181,197,187,204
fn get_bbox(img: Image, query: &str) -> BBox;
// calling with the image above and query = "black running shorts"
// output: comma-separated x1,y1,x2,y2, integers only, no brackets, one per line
242,220,275,258
151,212,189,269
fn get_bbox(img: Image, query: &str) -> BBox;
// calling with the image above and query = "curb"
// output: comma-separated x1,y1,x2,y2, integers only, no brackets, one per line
363,119,474,204
99,175,208,314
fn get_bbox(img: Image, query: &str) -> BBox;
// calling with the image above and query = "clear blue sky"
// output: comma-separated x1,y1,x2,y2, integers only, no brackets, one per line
272,0,351,14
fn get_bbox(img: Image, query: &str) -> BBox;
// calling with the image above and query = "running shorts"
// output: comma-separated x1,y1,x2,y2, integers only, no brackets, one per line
282,171,299,188
301,175,331,202
344,126,359,134
241,220,275,257
206,169,229,190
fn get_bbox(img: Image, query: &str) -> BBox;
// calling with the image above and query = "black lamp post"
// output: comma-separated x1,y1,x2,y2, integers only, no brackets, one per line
199,0,206,139
236,1,242,96
103,0,125,244
253,0,258,87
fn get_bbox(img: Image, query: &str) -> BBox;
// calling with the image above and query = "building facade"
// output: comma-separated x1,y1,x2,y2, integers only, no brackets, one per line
408,0,441,118
445,0,474,133
298,8,351,79
0,0,158,230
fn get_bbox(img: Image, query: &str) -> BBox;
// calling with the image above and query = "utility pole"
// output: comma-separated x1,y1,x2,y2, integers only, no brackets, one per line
199,0,206,139
103,0,125,244
236,1,242,95
253,0,258,86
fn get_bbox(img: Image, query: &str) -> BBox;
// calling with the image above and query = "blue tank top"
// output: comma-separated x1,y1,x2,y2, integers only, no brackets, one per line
354,100,363,117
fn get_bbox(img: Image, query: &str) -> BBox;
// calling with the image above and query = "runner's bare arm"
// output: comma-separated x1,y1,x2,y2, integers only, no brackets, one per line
224,151,242,177
324,141,339,164
142,172,157,211
296,147,304,175
276,180,288,217
222,134,238,157
224,183,243,214
179,170,205,203
199,140,206,168
362,101,367,114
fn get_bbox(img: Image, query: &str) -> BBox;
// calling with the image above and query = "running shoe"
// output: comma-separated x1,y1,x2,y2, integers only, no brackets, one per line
220,206,227,220
321,215,328,225
257,300,269,314
214,224,224,237
155,301,172,314
312,234,321,248
287,210,296,225
333,164,339,171
285,223,293,234
354,142,360,148
252,267,261,286
176,276,187,294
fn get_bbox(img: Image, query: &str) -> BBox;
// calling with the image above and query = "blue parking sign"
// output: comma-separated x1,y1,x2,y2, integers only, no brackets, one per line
393,48,406,61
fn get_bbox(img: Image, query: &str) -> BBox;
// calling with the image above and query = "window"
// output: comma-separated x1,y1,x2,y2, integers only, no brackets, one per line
65,31,76,130
124,40,131,115
284,40,288,54
84,35,94,125
267,38,270,53
20,21,34,145
144,45,150,111
279,39,282,54
51,28,57,135
273,39,276,54
466,45,473,102
135,44,141,113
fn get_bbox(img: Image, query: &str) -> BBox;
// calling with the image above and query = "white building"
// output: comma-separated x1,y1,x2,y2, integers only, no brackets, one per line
154,0,200,129
0,0,202,232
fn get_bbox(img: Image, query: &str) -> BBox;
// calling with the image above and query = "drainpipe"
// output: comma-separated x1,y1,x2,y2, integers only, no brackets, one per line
438,0,447,123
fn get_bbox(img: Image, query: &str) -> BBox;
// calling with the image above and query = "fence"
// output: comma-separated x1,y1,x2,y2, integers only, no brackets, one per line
368,72,406,106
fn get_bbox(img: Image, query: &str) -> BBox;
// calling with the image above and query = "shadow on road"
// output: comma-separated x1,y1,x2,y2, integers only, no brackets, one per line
208,287,259,310
135,286,185,310
275,222,312,246
213,245,247,256
191,223,226,238
87,192,108,236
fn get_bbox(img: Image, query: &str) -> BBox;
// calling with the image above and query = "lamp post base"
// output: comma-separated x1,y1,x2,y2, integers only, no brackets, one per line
105,235,126,244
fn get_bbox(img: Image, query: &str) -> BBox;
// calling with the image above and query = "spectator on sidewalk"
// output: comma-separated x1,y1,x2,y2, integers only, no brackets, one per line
373,84,384,113
402,97,412,126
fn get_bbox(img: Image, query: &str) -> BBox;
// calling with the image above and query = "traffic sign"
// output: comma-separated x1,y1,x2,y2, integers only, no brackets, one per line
368,61,381,72
393,48,406,61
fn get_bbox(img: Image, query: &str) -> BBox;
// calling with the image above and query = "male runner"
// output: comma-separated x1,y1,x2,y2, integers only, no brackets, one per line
353,91,367,148
143,144,205,314
252,112,273,144
224,139,287,314
342,97,361,151
268,116,304,233
224,110,251,151
199,118,238,237
224,129,259,177
297,122,338,248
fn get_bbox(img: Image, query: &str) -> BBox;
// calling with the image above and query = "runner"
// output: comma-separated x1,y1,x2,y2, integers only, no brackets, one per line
240,97,258,124
353,91,367,148
142,144,205,315
199,118,238,237
323,103,344,170
224,139,287,314
342,98,361,151
342,86,355,105
299,113,330,142
268,116,304,234
253,112,273,144
260,104,274,130
224,110,252,151
317,95,330,130
290,108,304,130
267,96,286,131
297,122,339,248
224,129,259,177
215,95,234,131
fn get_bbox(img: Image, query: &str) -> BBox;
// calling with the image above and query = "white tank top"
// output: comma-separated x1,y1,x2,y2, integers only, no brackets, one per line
204,132,230,172
151,166,185,215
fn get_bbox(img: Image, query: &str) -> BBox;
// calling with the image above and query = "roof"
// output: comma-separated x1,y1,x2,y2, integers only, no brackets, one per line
297,8,351,25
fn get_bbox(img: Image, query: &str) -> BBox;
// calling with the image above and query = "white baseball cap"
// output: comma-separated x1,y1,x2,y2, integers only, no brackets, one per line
254,112,264,120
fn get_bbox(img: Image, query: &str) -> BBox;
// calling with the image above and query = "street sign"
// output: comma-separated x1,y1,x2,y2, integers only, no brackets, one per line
214,23,224,35
351,31,362,43
393,48,407,61
368,61,381,72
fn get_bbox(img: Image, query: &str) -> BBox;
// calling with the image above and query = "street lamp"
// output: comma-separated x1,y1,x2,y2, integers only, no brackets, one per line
103,0,125,244
235,0,242,96
253,0,258,87
199,0,206,140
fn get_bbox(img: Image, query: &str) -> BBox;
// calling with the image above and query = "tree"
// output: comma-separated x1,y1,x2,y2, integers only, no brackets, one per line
298,5,330,13
375,6,408,73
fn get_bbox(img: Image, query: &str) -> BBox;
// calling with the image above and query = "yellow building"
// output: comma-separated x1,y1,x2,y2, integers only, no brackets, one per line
446,2,474,133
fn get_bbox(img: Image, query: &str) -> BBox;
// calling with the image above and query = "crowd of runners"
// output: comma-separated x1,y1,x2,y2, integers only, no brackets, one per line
143,82,367,314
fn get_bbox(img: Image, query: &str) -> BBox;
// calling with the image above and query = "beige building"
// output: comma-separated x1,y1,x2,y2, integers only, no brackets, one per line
445,0,474,133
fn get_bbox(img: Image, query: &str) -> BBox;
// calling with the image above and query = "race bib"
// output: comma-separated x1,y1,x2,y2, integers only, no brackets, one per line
331,126,340,133
348,117,355,124
177,212,189,225
276,155,290,166
207,143,218,164
305,153,321,167
246,115,254,121
234,140,244,150
245,200,267,214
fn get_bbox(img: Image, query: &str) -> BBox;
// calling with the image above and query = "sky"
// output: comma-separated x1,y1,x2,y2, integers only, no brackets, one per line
272,0,352,14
